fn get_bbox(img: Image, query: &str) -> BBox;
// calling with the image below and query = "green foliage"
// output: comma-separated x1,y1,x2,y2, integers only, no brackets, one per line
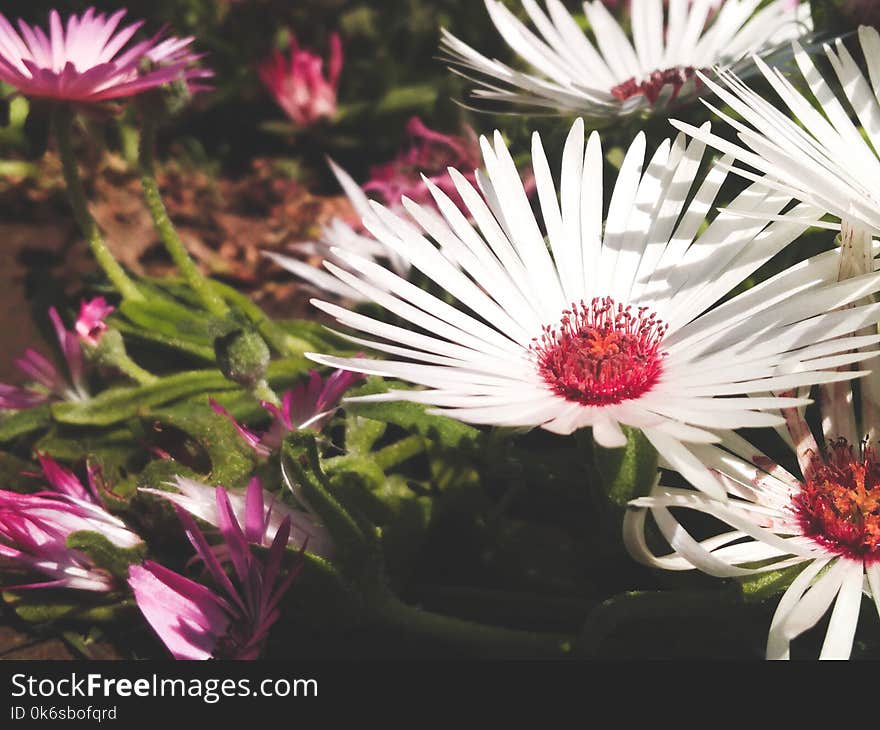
65,531,146,583
592,427,660,508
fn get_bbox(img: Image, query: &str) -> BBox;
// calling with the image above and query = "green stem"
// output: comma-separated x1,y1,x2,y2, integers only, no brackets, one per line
113,352,158,386
52,110,143,301
138,119,229,317
373,434,425,471
375,597,573,658
252,378,281,408
576,588,751,657
208,280,311,356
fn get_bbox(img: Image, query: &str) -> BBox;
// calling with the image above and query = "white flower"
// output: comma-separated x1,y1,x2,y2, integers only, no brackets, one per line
264,159,410,301
305,116,880,500
625,223,880,660
673,26,880,237
440,0,810,119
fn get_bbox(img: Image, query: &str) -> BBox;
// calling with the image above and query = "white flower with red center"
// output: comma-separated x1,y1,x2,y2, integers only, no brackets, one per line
625,223,880,659
441,0,809,119
305,117,880,499
0,7,211,104
258,30,342,128
0,304,88,410
673,26,880,238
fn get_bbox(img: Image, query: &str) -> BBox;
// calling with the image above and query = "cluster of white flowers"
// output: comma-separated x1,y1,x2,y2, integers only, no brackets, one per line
281,1,880,660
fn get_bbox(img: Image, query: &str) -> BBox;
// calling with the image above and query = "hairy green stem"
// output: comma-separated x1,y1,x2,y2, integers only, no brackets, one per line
52,110,143,301
375,597,573,658
138,119,229,317
113,353,158,386
251,378,281,408
208,280,312,356
373,434,425,471
576,588,752,657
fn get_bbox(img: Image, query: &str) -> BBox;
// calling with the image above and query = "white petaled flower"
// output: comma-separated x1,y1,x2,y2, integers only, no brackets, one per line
625,223,880,660
440,0,810,120
305,116,880,500
673,26,880,237
264,160,410,301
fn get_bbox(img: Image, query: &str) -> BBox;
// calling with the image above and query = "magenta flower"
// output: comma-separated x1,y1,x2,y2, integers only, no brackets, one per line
258,31,342,127
0,8,211,104
140,475,333,559
209,368,362,455
363,117,483,213
0,306,87,410
74,296,114,347
0,457,142,591
128,486,302,660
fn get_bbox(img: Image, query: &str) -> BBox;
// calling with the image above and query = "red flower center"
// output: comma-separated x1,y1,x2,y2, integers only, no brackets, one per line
611,67,701,104
795,440,880,561
533,297,667,406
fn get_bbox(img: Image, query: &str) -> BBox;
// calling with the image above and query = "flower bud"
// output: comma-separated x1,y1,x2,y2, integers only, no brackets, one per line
215,329,271,388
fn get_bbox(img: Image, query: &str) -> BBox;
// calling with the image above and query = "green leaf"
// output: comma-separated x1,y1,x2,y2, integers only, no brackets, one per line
51,370,237,426
282,433,384,584
738,563,809,603
375,84,438,114
593,427,659,507
0,404,51,442
345,415,387,456
113,301,216,361
345,378,482,449
3,590,135,624
147,402,257,486
66,531,146,581
809,0,847,33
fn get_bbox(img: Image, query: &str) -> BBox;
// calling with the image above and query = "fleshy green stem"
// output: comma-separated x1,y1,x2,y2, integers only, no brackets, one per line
52,110,143,301
113,352,158,386
138,119,229,317
576,588,753,657
373,434,425,471
252,378,281,408
375,597,573,658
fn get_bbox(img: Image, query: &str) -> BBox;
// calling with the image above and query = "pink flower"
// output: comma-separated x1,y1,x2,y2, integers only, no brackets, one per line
0,8,211,103
363,117,483,213
0,305,87,410
140,475,334,559
128,485,302,660
258,31,342,127
74,296,114,347
209,368,362,455
0,456,142,591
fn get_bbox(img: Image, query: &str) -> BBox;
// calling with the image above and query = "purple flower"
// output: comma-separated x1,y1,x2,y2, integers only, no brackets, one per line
0,456,142,591
259,30,342,128
74,296,114,347
140,475,333,559
209,368,362,454
128,485,302,660
0,305,87,410
0,8,211,104
363,117,483,214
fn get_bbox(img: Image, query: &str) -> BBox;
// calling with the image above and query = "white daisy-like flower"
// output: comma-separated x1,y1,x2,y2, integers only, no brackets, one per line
440,0,810,120
673,26,880,237
305,116,880,500
264,160,410,301
625,224,880,660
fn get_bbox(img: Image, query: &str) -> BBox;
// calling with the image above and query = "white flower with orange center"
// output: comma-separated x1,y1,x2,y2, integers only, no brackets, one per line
440,0,810,120
625,223,880,659
306,117,880,499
